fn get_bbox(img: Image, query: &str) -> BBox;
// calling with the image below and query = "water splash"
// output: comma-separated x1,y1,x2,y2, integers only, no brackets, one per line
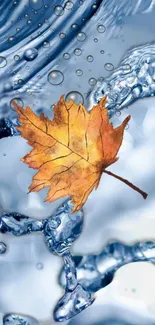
90,43,155,114
3,314,39,325
0,199,94,322
59,241,155,293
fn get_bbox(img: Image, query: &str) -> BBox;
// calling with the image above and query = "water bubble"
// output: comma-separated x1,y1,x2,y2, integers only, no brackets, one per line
24,14,29,18
76,69,83,76
29,0,44,10
36,262,44,270
100,50,104,54
88,78,97,86
0,242,7,254
97,24,106,33
87,55,94,62
65,1,74,9
98,76,104,82
27,19,32,24
10,98,24,111
71,23,79,30
24,48,38,61
115,111,121,117
43,40,50,47
76,32,86,42
18,79,24,85
0,56,7,68
16,28,20,32
8,36,15,42
65,91,84,104
54,5,64,16
48,70,64,85
104,63,114,71
94,38,98,42
51,104,55,110
14,55,20,61
63,53,70,60
59,32,66,39
74,48,82,56
44,4,49,9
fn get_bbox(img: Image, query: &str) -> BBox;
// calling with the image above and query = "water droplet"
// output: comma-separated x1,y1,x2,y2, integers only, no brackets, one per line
63,53,70,60
36,262,44,270
104,63,114,71
29,0,44,10
10,98,24,111
0,56,7,68
65,91,84,104
8,36,15,42
94,38,98,42
77,32,86,42
74,48,82,56
51,104,55,110
59,32,66,39
18,79,24,85
43,40,50,47
48,70,64,85
115,111,121,117
65,1,73,9
0,242,7,254
98,76,104,82
87,55,94,62
71,23,79,30
54,5,64,16
88,77,97,86
14,55,20,61
100,50,104,54
24,48,38,61
76,69,83,76
97,24,106,33
27,19,32,24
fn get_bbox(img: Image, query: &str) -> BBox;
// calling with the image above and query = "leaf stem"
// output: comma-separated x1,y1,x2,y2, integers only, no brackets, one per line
103,170,148,199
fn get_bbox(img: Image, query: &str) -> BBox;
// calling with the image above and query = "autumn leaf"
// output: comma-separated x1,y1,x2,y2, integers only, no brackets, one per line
13,95,148,213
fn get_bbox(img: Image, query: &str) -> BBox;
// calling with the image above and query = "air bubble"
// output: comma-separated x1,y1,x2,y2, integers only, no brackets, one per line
59,32,66,39
0,242,7,254
65,91,84,104
8,36,15,42
24,48,38,61
14,55,20,61
76,69,83,76
71,23,79,30
18,79,24,85
43,40,50,47
88,78,97,86
65,1,74,9
94,38,98,42
77,32,86,42
74,48,82,56
29,0,44,10
97,24,106,33
87,55,94,62
16,28,20,32
27,19,32,24
63,53,70,60
51,104,55,110
54,5,64,16
100,50,104,54
0,56,7,68
36,262,44,270
48,70,64,85
10,98,24,111
104,63,114,71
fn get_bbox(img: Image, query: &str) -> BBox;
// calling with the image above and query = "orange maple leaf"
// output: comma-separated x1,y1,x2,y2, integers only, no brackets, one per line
13,95,148,213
